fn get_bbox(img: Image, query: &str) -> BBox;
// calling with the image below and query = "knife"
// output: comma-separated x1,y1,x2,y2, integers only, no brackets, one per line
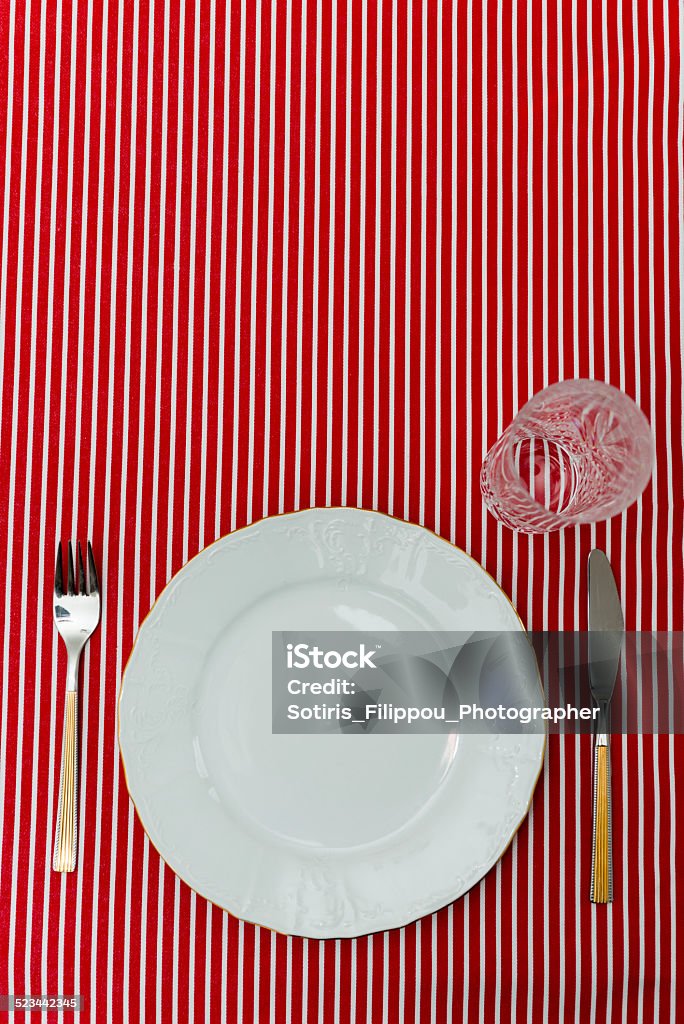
588,549,625,904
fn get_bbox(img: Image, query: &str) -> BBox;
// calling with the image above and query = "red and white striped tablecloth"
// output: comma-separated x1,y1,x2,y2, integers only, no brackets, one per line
1,0,683,1020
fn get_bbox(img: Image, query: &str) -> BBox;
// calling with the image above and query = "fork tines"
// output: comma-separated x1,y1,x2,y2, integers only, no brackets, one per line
55,541,99,597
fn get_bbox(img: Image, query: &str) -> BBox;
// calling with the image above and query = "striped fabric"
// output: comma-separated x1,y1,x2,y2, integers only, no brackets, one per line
1,0,682,1020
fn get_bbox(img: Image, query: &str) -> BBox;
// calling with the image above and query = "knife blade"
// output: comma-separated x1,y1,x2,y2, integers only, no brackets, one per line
588,549,624,904
588,549,625,733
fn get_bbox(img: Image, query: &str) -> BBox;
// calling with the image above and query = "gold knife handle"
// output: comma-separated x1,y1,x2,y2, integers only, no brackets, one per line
590,739,612,903
53,691,78,872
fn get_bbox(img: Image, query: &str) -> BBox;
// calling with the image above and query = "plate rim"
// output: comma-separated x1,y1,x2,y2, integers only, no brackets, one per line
118,506,546,937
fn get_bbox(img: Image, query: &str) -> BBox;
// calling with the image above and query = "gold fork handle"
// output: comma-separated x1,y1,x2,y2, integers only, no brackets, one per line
53,691,78,872
590,739,612,903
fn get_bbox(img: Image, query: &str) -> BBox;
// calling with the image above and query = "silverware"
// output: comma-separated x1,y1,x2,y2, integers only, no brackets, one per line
53,541,100,872
588,549,624,903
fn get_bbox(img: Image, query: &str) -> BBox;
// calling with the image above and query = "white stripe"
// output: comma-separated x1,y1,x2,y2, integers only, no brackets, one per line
325,0,338,508
586,0,595,379
615,20,628,1015
434,0,442,537
366,935,373,1024
614,4,626,1019
478,888,485,1023
267,929,275,1024
294,0,307,511
149,0,171,595
69,0,93,551
601,0,610,378
462,894,468,1020
382,931,389,1024
557,0,564,378
172,875,180,1020
53,0,80,998
166,0,185,578
341,0,353,507
509,48,520,1022
200,0,217,543
146,0,174,1014
646,3,660,1018
464,0,472,549
388,0,398,516
189,871,196,1002
33,0,62,987
139,839,149,1023
571,0,579,377
247,0,263,523
524,0,535,1012
102,0,130,1014
309,0,322,503
286,934,292,1024
155,870,164,1024
183,0,201,563
230,0,247,532
414,921,421,1024
630,0,641,413
221,914,228,1023
510,839,518,1024
525,14,535,1024
136,0,157,632
120,0,144,1012
216,0,234,536
526,810,534,1023
616,0,626,390
540,7,551,1024
525,0,533,410
252,922,260,1023
372,0,383,510
356,0,368,503
576,657,584,1024
626,0,641,1000
660,0,674,633
403,0,411,522
494,0,504,596
262,0,278,517
301,937,308,1024
446,905,453,1020
493,864,499,1024
0,0,17,410
86,0,113,1009
279,0,295,514
571,10,582,1023
397,931,404,1024
236,919,244,1023
450,0,457,546
624,3,640,1021
204,908,212,1024
418,0,427,526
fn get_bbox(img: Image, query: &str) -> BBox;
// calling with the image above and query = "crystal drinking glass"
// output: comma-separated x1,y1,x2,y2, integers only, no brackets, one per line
480,379,654,533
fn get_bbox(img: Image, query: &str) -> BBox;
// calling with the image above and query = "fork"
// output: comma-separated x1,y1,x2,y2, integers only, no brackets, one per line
53,541,100,872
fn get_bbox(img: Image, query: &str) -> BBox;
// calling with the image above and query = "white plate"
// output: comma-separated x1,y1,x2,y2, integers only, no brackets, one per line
119,508,544,938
